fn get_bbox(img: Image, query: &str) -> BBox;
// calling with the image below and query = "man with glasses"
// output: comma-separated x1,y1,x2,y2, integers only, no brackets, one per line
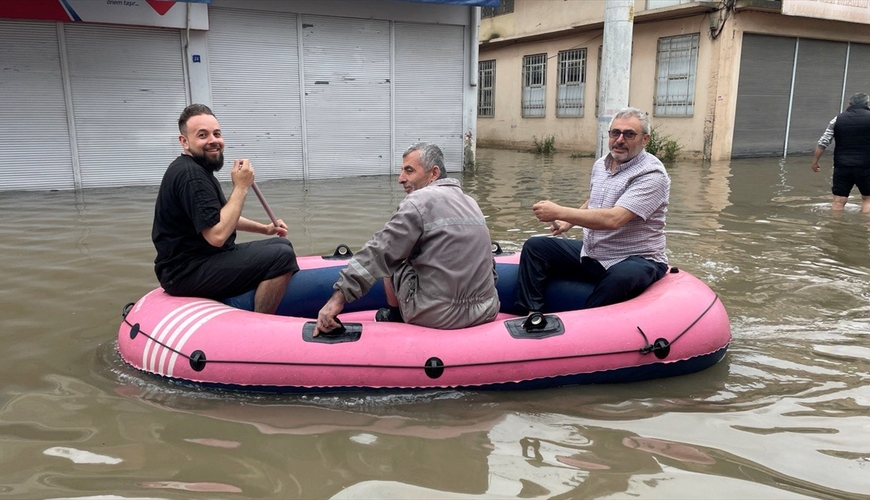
515,107,670,326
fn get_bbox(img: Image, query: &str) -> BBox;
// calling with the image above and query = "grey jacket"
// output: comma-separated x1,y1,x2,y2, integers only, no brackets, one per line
335,178,500,329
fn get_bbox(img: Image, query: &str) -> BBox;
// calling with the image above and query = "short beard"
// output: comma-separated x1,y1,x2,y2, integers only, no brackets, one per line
190,151,225,173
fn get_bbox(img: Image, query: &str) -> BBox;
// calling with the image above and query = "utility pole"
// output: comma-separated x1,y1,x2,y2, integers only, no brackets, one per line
597,0,635,159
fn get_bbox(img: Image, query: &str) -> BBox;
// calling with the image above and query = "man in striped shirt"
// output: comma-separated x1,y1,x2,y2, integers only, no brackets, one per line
810,92,870,212
515,107,670,323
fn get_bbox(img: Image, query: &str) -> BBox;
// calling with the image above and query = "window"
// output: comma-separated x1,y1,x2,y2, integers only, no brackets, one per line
654,33,699,116
557,48,586,117
522,53,546,117
482,0,514,19
647,0,695,9
478,60,495,117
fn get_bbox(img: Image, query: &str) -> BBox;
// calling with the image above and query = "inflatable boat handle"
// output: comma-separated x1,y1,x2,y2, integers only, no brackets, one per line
251,182,279,228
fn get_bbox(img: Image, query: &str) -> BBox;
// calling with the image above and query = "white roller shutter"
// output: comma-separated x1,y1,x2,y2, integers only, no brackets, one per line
0,21,74,191
207,8,303,183
63,23,186,189
302,15,391,179
394,22,465,174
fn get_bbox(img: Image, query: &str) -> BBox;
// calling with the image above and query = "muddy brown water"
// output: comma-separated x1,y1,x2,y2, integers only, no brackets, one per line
0,148,868,499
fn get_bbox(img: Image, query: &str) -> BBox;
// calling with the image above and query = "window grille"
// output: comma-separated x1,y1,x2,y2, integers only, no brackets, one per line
482,0,514,19
522,53,546,117
478,60,495,117
647,0,695,9
557,48,586,117
654,33,699,116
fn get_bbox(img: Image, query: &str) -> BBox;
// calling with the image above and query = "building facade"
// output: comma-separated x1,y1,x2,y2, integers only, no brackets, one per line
0,0,492,192
477,0,870,160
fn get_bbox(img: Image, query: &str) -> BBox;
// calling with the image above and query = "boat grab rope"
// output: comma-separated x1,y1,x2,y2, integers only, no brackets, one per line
120,293,722,372
638,293,720,359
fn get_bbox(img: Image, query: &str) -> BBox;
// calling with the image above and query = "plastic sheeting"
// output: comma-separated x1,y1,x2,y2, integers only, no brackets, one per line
396,0,500,6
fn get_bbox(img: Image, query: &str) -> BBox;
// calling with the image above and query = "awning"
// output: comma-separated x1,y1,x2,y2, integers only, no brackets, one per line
395,0,501,6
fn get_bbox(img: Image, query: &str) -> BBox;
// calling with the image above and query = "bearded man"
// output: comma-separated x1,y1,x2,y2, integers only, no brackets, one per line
151,104,298,314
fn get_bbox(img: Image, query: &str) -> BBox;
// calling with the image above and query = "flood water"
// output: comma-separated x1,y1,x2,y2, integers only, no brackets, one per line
1,148,868,499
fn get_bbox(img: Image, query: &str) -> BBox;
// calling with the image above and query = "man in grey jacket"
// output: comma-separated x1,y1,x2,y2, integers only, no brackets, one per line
315,142,500,335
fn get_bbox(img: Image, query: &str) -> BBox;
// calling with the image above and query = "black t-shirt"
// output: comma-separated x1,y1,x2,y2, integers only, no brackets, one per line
152,155,236,284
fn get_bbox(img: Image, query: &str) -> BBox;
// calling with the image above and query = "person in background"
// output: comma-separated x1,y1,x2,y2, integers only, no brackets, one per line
315,142,499,335
811,92,870,212
515,107,670,327
152,103,298,314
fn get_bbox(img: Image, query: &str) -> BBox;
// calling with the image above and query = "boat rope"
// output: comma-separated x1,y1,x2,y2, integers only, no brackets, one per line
637,293,720,359
120,294,721,371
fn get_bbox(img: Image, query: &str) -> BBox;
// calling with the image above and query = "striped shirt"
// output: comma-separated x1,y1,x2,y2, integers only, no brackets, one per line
581,150,670,269
817,116,837,149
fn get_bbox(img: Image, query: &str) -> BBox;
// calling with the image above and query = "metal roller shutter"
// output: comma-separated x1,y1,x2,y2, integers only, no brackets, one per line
732,34,795,158
786,39,847,156
302,15,391,179
845,43,870,104
394,22,465,174
207,8,303,183
0,21,74,191
63,23,186,189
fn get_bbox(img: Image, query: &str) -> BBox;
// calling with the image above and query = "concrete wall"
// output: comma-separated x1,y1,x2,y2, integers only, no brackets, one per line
478,0,870,160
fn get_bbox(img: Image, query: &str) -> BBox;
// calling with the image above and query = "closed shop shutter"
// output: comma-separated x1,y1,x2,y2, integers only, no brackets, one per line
394,22,465,174
786,39,847,156
0,21,74,191
732,34,795,158
302,15,391,179
207,8,303,183
63,23,186,189
732,34,863,158
845,43,870,103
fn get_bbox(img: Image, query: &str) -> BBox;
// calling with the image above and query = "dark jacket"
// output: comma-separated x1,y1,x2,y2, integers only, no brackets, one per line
833,105,870,169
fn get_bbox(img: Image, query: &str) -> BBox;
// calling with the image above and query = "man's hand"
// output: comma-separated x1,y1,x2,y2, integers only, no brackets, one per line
532,200,564,223
266,218,289,238
550,220,571,236
231,159,255,189
315,290,346,337
811,162,821,173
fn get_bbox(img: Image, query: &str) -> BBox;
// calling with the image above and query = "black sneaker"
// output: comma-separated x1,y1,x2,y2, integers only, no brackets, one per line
375,307,404,323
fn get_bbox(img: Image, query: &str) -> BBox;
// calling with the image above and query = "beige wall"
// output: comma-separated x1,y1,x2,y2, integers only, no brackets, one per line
478,14,716,158
479,3,870,160
480,0,607,43
478,31,602,153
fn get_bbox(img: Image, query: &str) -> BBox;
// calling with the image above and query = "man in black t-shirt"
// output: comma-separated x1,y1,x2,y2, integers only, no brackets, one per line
152,104,298,314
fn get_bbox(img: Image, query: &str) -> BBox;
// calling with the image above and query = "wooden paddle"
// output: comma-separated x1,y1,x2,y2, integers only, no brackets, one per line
251,182,279,228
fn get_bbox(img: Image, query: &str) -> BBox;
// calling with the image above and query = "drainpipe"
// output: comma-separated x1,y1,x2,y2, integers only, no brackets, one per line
596,0,634,159
465,6,480,169
183,2,192,104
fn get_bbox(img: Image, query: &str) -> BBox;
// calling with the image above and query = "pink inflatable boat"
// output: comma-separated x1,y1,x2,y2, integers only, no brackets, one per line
117,247,731,392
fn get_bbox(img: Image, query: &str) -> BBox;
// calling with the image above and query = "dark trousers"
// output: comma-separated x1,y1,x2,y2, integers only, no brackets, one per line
163,238,299,300
515,237,668,312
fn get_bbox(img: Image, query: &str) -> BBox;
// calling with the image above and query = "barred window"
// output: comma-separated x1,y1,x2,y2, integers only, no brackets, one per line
557,48,586,117
522,53,546,117
481,0,514,19
647,0,695,9
654,33,699,116
478,60,495,117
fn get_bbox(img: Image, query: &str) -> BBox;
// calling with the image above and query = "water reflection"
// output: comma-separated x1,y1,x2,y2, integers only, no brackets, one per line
1,149,869,499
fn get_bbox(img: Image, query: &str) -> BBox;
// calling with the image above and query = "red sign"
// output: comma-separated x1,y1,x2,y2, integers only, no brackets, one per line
146,1,176,16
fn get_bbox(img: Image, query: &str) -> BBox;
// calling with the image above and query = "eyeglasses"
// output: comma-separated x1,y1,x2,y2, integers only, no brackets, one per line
608,129,639,140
